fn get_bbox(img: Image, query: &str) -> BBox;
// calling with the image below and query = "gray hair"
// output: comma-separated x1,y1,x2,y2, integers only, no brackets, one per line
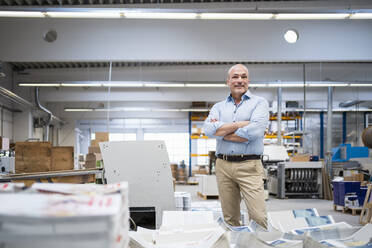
227,64,249,80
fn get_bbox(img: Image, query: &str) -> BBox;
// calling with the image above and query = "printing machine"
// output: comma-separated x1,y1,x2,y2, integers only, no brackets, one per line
263,145,323,199
267,161,323,199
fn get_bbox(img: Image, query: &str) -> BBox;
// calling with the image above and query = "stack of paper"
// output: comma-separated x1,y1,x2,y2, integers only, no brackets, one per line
268,208,335,233
191,201,249,226
305,224,372,248
0,183,25,193
174,192,191,211
0,182,129,248
129,211,230,248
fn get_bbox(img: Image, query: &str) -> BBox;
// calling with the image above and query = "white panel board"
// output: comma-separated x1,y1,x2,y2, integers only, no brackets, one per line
100,141,175,228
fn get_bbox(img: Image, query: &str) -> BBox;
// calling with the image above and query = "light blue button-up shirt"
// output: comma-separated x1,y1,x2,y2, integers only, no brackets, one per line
203,90,269,156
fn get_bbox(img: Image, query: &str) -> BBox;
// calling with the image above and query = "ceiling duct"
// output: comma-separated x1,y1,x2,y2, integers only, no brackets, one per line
338,100,365,108
34,87,65,141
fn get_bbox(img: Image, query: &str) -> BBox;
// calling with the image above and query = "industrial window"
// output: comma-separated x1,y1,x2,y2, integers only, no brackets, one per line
144,133,189,165
196,138,216,165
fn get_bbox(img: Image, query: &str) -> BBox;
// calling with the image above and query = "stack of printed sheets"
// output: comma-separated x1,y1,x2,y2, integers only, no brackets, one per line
0,182,129,248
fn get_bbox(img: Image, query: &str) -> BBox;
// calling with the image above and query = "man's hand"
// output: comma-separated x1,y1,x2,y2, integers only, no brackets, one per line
223,133,248,143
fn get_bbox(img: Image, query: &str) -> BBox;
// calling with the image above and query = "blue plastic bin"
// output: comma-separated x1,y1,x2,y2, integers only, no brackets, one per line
333,181,361,206
358,187,368,206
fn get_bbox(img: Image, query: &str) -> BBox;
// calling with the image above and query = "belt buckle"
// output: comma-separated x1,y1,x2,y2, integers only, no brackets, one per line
223,154,227,160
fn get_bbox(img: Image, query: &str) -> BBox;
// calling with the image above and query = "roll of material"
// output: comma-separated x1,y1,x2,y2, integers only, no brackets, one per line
362,126,372,148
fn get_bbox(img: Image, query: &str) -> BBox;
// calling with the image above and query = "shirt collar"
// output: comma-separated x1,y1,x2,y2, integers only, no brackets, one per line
226,90,251,102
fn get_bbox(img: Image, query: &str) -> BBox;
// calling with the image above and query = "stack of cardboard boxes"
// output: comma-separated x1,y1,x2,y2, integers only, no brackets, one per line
85,132,108,169
15,142,74,173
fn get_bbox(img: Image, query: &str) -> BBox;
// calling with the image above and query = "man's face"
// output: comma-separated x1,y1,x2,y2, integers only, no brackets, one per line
227,66,250,96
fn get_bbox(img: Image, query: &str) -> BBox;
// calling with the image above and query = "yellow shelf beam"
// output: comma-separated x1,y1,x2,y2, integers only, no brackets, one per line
191,154,209,157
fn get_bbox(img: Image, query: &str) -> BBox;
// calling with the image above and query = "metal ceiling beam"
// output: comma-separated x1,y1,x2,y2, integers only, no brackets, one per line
1,0,372,10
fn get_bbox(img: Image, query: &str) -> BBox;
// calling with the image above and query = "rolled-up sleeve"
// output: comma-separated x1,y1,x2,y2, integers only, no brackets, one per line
235,98,269,142
203,104,225,139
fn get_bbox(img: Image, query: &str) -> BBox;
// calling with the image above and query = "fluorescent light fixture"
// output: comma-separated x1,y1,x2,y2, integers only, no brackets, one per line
185,84,226,87
284,29,299,43
0,11,45,18
200,13,273,20
180,108,209,112
349,84,372,87
2,11,372,20
124,12,197,19
275,13,349,20
61,83,102,87
18,83,61,87
350,13,372,19
144,83,185,87
64,108,93,112
46,12,120,18
104,83,144,87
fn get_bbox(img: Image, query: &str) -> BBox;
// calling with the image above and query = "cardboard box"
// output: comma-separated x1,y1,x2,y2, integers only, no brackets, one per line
86,153,102,162
290,154,310,162
95,132,109,142
15,142,52,173
344,173,364,182
90,139,100,147
85,160,97,169
51,147,74,171
88,146,101,154
0,137,9,150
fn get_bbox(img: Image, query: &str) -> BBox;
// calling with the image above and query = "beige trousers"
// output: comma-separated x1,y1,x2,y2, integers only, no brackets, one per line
215,158,267,228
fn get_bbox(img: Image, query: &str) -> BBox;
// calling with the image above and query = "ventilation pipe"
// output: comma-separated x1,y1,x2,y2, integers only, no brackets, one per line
34,87,64,141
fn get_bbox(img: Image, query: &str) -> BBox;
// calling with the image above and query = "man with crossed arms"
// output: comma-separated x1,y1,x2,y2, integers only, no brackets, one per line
204,64,269,228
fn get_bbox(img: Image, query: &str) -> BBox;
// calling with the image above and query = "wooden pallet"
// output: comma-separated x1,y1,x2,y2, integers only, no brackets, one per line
0,169,101,187
360,184,372,225
197,191,219,200
333,204,363,216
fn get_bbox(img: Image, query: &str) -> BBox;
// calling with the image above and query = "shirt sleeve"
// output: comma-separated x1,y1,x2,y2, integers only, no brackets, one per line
235,98,269,143
203,104,225,140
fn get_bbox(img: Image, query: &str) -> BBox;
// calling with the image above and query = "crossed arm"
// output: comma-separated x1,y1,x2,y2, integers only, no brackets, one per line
210,118,250,143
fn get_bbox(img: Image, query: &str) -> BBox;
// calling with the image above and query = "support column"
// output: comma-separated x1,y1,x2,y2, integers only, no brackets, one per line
277,87,282,145
320,112,324,159
342,112,347,144
326,86,333,177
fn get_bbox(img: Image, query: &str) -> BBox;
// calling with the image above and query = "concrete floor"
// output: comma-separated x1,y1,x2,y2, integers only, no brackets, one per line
176,184,362,227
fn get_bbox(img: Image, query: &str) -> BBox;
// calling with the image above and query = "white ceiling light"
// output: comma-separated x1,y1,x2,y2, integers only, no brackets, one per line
284,29,299,43
124,12,197,19
275,13,350,20
61,83,102,87
350,13,372,19
0,11,45,18
64,108,94,112
349,84,372,87
104,83,144,87
46,12,120,18
200,13,273,20
18,83,61,87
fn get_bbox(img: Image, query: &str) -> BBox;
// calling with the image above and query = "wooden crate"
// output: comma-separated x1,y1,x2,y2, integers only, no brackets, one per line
15,142,52,173
95,132,109,142
51,146,74,171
